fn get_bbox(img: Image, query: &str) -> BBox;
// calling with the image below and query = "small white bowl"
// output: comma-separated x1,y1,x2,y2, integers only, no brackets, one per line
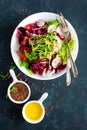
11,12,79,80
7,69,31,104
22,92,48,124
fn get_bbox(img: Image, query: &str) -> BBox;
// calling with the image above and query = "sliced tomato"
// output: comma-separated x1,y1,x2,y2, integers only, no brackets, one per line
22,36,29,45
25,24,32,30
16,51,27,60
22,54,27,60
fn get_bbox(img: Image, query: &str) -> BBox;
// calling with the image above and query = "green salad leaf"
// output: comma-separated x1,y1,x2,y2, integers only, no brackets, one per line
19,60,29,68
46,19,59,28
58,38,75,63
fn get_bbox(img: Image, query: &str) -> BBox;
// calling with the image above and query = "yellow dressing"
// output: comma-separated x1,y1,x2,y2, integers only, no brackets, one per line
24,102,43,121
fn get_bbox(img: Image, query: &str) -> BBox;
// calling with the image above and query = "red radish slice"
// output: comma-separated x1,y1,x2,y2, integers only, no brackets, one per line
42,68,47,77
37,20,45,27
56,26,63,35
49,69,55,76
56,26,65,40
46,69,55,77
52,58,62,68
57,33,65,40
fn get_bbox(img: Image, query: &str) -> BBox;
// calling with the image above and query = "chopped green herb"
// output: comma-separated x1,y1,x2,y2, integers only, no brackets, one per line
19,60,29,68
26,32,58,61
10,86,16,92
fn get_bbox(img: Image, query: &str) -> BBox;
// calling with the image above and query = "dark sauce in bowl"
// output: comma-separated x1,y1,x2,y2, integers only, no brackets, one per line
10,82,29,101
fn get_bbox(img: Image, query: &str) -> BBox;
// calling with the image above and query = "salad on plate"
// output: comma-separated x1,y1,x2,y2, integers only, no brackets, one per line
16,18,75,77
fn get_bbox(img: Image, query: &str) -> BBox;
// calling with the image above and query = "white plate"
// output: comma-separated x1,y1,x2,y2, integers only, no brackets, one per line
11,12,79,80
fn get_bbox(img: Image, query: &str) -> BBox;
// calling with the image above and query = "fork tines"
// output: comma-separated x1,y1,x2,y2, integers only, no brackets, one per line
59,12,68,27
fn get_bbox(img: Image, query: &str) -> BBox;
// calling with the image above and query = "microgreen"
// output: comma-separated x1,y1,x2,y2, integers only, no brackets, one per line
10,86,16,92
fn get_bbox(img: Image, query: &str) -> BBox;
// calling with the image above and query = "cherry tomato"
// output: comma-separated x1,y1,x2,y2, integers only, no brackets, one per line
25,24,32,30
22,54,27,60
17,51,27,60
22,36,29,45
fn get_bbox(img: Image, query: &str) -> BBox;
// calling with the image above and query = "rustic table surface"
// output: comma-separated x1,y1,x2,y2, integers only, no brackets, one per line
0,0,87,130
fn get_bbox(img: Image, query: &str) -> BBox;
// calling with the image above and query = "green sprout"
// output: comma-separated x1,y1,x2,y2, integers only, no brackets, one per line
10,86,16,92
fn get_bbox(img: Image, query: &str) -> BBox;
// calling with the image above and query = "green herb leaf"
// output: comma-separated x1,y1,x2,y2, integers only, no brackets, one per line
10,86,16,92
19,60,29,68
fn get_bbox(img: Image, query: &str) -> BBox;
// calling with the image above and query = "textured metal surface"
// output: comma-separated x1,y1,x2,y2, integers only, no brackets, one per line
0,0,87,130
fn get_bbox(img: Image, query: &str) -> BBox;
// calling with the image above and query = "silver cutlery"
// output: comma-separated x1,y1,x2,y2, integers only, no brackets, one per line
57,12,78,86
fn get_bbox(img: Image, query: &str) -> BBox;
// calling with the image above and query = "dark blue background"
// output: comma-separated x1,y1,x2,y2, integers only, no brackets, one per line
0,0,87,130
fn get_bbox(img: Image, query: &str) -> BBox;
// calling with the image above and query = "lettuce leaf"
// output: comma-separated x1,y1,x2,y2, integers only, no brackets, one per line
58,38,75,63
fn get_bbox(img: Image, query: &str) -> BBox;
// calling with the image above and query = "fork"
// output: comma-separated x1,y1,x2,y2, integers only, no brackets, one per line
57,12,78,86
